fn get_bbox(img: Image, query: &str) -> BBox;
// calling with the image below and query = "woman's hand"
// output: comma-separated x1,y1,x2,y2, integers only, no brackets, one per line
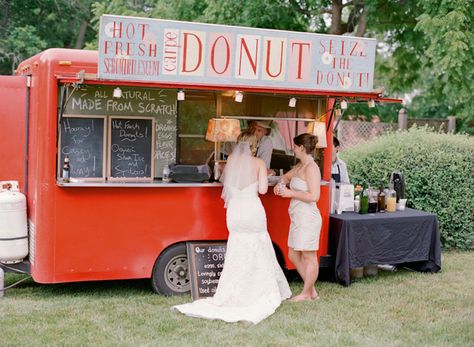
267,169,276,176
273,184,280,195
277,185,293,198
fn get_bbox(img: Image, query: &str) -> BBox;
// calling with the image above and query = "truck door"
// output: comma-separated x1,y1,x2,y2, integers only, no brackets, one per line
0,76,29,192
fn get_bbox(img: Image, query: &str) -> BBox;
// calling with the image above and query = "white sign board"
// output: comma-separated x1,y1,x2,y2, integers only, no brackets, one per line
98,15,376,93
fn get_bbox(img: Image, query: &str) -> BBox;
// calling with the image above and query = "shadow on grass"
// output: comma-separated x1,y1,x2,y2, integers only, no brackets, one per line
5,266,404,298
5,274,154,298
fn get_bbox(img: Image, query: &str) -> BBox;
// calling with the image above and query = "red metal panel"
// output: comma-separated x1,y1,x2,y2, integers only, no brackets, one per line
46,185,331,283
0,76,27,190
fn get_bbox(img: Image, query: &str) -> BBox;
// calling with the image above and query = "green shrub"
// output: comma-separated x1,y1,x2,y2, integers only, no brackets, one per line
341,127,474,250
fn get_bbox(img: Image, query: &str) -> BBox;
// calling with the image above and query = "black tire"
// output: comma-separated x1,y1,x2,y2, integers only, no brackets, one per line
151,243,190,295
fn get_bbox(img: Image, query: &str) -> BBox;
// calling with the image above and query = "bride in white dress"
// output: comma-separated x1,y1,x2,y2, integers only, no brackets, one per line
173,131,291,324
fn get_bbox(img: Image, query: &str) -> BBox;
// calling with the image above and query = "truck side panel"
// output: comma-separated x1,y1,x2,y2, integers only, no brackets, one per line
0,76,28,189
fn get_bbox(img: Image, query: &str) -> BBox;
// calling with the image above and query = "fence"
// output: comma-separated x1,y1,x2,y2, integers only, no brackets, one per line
336,120,396,151
335,109,456,151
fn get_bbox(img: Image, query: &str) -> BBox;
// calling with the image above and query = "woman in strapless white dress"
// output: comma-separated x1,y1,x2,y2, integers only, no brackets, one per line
274,133,322,302
173,131,291,324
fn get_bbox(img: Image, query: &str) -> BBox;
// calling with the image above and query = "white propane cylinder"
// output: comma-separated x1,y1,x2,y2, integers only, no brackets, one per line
0,181,28,263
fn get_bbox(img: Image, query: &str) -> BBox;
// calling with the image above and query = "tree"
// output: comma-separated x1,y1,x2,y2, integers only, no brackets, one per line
0,0,97,74
0,25,47,73
2,0,471,130
85,0,307,50
283,1,474,128
413,1,474,128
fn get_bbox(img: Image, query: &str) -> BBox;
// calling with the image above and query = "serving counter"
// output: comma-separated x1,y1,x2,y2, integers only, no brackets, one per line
57,179,330,188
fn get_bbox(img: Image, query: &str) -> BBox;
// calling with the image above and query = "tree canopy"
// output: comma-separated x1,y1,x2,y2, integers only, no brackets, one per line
1,0,472,130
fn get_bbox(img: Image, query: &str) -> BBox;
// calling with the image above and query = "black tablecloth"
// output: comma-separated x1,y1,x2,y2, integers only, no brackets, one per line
329,208,441,286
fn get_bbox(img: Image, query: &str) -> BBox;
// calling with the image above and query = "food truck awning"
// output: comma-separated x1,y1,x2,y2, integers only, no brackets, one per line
57,71,400,104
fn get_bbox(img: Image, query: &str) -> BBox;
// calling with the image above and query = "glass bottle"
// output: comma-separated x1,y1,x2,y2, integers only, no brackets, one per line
354,184,363,200
377,184,385,213
386,183,397,212
353,184,362,213
62,155,70,183
359,183,369,214
162,163,171,183
368,184,378,213
277,178,286,195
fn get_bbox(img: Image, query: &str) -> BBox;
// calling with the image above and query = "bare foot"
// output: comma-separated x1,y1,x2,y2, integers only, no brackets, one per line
311,288,320,300
290,293,313,302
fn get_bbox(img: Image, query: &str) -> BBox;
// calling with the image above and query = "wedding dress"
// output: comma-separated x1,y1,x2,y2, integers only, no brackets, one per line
173,142,291,324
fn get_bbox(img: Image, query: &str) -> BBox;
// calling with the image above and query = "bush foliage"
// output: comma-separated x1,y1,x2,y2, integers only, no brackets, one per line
341,127,474,250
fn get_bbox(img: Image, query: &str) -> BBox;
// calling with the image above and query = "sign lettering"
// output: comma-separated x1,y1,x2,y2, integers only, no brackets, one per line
99,15,376,92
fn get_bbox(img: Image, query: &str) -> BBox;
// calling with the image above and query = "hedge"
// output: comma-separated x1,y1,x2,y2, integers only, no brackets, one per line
340,127,474,250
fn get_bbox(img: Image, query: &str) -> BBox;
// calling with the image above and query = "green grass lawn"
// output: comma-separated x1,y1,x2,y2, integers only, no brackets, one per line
1,251,473,347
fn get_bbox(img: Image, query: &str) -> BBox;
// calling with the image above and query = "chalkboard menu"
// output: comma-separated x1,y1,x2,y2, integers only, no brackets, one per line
154,115,178,178
59,116,106,180
186,241,227,300
108,117,154,181
64,85,177,177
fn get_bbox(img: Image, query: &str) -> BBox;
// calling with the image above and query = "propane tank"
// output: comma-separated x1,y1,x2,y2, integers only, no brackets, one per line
0,181,28,263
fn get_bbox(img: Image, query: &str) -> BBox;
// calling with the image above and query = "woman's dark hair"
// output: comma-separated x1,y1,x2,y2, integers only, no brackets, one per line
294,133,317,154
333,137,340,147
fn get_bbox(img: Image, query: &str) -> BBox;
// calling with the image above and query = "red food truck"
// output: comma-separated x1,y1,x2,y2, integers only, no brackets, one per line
0,16,384,294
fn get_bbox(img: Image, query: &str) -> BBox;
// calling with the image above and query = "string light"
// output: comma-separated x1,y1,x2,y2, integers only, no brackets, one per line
288,97,297,108
113,87,122,98
234,91,243,103
177,90,185,101
340,100,348,110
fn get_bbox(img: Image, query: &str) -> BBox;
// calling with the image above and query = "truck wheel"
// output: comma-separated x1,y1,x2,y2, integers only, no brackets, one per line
151,243,190,295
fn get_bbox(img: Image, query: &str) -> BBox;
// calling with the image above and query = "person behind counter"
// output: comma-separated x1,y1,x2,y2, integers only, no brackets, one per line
331,137,350,184
249,120,273,169
274,133,322,301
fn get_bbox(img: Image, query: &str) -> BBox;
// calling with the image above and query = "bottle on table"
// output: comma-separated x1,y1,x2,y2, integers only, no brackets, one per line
386,184,397,212
62,155,70,183
353,184,362,213
162,163,171,183
377,183,386,213
368,184,378,213
359,183,369,214
354,185,363,199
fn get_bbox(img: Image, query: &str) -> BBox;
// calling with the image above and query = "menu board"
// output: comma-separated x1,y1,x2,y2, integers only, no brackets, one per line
155,115,177,178
108,117,154,181
58,116,106,180
186,241,227,300
64,84,177,177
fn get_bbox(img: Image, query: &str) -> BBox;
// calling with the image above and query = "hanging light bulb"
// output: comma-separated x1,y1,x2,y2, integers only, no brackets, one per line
234,91,243,103
113,87,122,98
177,90,185,101
288,97,297,108
368,99,376,108
340,100,348,110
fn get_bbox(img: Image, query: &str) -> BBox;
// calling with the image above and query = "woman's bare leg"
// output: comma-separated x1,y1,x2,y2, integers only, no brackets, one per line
291,251,319,301
288,248,305,279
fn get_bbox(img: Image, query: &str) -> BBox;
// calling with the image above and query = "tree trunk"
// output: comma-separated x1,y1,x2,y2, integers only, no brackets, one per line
74,20,88,49
329,0,344,35
355,7,368,37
